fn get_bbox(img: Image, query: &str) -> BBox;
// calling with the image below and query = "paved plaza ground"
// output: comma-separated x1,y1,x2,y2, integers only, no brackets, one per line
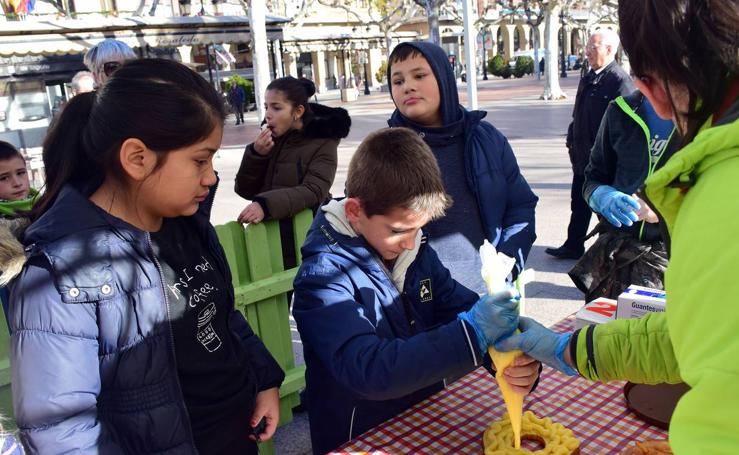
209,72,595,454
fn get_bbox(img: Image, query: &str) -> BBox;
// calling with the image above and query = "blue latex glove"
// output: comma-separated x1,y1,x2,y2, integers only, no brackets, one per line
588,185,641,227
458,288,520,354
494,317,578,376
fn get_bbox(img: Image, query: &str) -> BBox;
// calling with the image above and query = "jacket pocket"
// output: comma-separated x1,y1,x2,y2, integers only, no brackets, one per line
98,379,175,415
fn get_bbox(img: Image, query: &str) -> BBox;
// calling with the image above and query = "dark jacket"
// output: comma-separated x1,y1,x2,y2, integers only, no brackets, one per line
583,91,678,242
234,103,350,220
387,41,538,282
567,60,634,175
8,182,284,454
228,85,245,106
292,204,482,455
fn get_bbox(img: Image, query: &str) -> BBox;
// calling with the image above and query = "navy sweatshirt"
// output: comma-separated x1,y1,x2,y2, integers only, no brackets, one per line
388,41,538,291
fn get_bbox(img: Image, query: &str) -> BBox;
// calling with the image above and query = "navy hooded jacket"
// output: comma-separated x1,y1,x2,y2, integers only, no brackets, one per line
292,205,483,454
8,182,284,453
387,41,538,291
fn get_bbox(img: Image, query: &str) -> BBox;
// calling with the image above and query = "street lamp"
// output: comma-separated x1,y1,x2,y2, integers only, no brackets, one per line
559,9,567,78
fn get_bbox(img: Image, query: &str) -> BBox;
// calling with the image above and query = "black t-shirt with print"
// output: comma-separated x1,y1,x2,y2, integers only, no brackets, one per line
151,217,257,453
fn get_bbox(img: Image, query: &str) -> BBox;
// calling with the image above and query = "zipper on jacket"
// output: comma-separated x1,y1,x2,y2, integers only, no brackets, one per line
370,245,424,334
146,232,198,449
204,177,220,218
348,406,357,442
615,96,676,242
400,291,417,335
296,158,304,183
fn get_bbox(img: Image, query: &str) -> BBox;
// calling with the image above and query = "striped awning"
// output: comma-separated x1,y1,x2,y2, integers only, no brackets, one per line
0,15,288,57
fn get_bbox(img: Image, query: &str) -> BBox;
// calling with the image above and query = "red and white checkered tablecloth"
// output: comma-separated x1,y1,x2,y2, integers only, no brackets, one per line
331,318,667,454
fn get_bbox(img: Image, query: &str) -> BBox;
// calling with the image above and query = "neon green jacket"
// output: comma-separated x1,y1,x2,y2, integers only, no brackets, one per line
573,97,739,454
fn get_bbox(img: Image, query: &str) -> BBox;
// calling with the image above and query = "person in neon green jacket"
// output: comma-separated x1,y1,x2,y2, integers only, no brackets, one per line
495,1,739,453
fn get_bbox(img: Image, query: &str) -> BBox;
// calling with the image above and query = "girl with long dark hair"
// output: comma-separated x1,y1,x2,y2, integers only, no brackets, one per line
8,59,284,454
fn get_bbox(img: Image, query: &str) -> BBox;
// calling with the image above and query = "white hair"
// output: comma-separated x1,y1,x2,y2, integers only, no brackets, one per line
71,71,94,94
591,28,621,53
83,39,136,74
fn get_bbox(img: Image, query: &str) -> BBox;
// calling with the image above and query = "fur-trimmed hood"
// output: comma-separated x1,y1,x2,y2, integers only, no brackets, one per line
0,217,30,286
303,103,351,139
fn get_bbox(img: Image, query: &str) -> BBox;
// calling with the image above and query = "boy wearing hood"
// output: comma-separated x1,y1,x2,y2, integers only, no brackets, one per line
387,42,538,294
292,128,540,454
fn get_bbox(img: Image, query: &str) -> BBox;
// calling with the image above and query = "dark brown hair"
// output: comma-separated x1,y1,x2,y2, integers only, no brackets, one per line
36,58,226,218
346,127,451,218
388,44,424,67
266,76,315,124
619,0,739,142
0,140,23,162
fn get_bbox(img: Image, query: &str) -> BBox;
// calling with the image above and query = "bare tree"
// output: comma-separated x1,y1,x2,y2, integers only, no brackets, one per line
411,0,445,45
35,0,74,16
539,1,566,99
370,0,420,51
583,0,617,27
233,0,316,25
284,0,418,51
495,0,574,99
134,0,160,16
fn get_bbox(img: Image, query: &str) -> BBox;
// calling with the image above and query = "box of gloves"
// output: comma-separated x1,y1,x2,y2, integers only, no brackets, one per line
616,285,666,319
575,297,617,329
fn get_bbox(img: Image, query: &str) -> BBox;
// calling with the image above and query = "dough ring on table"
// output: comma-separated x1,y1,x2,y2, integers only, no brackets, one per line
483,411,580,454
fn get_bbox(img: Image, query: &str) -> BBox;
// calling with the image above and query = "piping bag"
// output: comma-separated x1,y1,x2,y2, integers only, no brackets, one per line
480,240,524,449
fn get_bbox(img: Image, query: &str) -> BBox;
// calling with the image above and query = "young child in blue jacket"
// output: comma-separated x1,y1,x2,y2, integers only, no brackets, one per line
292,128,540,454
387,42,538,294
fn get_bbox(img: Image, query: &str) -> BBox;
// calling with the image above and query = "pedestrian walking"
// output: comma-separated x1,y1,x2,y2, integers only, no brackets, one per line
228,83,246,125
546,29,634,260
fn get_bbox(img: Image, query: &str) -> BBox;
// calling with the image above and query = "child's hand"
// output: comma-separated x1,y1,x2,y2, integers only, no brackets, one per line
253,128,274,155
501,354,540,395
249,387,280,442
238,202,265,224
457,288,520,353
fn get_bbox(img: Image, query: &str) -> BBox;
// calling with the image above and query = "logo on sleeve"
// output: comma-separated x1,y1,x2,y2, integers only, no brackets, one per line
419,278,432,302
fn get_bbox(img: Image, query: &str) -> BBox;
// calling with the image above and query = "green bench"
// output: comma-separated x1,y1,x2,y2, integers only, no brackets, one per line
215,210,314,454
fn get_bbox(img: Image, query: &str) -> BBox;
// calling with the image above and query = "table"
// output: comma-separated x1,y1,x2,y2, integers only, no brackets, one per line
331,318,667,454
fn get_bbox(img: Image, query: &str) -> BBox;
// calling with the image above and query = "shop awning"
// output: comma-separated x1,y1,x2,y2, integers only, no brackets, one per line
0,15,288,57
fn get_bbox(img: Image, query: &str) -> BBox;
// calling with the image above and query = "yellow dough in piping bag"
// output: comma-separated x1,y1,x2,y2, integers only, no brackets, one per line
479,240,524,449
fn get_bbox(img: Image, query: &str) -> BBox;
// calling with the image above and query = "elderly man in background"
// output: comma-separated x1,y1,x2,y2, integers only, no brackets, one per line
83,39,137,88
546,28,634,260
70,71,95,96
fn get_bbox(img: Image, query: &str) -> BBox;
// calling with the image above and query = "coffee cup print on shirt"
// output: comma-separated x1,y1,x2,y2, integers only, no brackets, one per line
197,302,222,353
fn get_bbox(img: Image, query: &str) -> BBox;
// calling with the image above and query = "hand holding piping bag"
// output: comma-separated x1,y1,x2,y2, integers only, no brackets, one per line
480,240,524,449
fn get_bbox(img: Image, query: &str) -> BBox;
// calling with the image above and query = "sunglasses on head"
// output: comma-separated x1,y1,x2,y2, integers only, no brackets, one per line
103,61,122,77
